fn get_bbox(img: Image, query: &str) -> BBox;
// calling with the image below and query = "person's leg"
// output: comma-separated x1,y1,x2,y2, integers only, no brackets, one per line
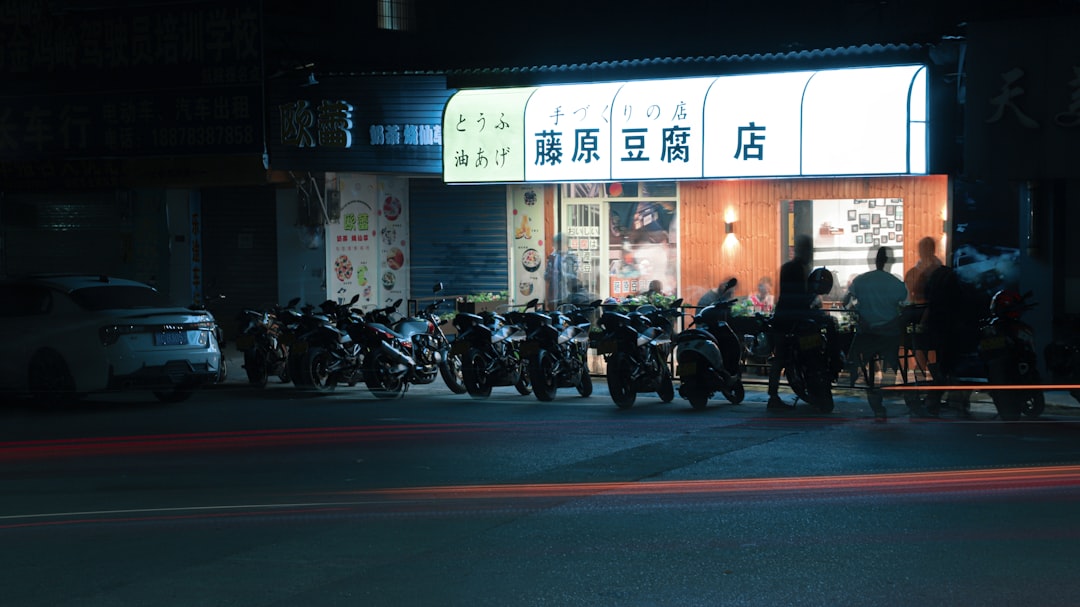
767,332,791,409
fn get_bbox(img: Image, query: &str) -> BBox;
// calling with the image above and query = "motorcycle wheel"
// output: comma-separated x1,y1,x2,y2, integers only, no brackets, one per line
514,364,532,396
656,367,675,404
462,350,492,399
607,353,636,409
439,352,468,395
243,349,269,388
687,387,710,410
304,347,338,393
1022,391,1045,419
722,379,746,406
276,345,291,384
365,352,406,399
577,370,593,397
288,352,311,387
531,350,558,402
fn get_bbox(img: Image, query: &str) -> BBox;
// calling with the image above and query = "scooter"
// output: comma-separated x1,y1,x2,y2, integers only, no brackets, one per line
977,289,1044,420
674,279,745,410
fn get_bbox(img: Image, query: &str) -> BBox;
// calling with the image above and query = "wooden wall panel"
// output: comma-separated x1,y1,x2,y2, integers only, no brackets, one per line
679,175,949,304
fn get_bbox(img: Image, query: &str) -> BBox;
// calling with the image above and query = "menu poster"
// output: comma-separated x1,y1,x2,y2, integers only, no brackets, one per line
811,197,904,298
510,184,544,305
328,173,380,308
376,176,410,309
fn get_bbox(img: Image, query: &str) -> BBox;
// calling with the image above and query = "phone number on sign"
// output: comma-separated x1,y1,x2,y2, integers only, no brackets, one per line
151,125,255,147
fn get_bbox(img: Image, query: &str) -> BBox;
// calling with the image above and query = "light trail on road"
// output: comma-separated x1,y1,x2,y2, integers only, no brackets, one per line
2,465,1079,530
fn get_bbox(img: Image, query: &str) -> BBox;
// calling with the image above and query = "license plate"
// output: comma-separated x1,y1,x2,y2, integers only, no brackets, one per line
450,340,470,355
678,361,697,377
519,341,539,357
235,334,255,350
155,331,187,346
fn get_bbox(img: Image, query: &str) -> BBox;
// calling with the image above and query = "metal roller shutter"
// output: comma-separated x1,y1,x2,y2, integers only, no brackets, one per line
408,179,508,301
201,186,279,342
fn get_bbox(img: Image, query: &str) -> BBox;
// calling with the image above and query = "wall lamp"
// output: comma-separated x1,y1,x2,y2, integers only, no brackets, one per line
725,221,735,234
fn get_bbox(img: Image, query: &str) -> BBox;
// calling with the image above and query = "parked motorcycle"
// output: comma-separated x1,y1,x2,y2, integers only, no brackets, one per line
521,301,599,402
291,294,367,393
452,299,538,398
977,289,1044,420
771,267,842,412
597,298,682,409
674,279,745,410
235,297,301,387
357,284,466,398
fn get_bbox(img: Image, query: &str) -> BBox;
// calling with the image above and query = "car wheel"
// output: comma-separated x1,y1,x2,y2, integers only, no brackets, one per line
28,349,79,403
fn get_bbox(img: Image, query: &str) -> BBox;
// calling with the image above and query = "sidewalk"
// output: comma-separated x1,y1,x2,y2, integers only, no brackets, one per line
215,347,1080,412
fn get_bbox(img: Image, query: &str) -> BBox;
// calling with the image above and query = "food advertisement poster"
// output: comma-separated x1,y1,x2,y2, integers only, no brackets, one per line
327,173,410,310
607,200,678,298
510,184,544,304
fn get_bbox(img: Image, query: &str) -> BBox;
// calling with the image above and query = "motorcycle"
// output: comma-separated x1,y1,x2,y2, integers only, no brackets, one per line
357,284,466,398
977,289,1044,420
597,298,682,409
770,267,842,412
521,301,599,402
235,297,301,387
674,279,745,410
451,299,538,398
291,294,367,393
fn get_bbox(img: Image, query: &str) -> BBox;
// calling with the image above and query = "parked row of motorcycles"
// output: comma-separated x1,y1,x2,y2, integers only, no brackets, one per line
233,275,1062,419
235,284,467,398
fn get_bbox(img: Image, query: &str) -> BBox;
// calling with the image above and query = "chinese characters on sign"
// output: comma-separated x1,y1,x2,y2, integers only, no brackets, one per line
984,65,1080,129
444,65,929,183
279,99,442,149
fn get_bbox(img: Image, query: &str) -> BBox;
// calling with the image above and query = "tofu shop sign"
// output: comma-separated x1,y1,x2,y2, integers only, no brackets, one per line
442,64,928,183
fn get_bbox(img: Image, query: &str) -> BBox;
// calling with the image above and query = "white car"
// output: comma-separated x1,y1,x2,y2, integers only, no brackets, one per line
0,275,223,403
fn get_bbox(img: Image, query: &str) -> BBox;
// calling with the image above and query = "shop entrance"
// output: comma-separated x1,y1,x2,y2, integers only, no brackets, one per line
559,182,679,303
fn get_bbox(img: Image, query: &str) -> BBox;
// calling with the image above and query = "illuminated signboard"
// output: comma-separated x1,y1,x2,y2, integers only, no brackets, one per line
443,64,928,183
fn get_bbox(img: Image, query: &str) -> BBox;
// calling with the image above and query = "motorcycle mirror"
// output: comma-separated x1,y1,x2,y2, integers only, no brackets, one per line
349,294,360,304
433,282,443,293
589,299,604,308
525,298,539,309
287,297,301,307
725,277,738,290
393,298,403,309
670,298,683,309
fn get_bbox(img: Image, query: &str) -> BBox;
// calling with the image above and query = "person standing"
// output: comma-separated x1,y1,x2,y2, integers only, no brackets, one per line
544,233,578,309
903,236,943,376
767,235,815,410
845,246,909,421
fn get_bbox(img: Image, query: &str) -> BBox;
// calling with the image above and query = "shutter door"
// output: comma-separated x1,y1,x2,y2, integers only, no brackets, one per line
201,187,278,342
0,191,142,279
409,179,508,300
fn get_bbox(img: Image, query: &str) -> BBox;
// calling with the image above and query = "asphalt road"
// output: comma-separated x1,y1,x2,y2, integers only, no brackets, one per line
2,374,1079,606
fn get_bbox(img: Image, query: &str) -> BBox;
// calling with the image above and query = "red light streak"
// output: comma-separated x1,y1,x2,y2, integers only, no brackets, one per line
341,465,1080,501
883,383,1080,391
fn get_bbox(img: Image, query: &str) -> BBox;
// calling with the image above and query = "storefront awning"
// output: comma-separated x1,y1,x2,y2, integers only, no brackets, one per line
443,64,927,183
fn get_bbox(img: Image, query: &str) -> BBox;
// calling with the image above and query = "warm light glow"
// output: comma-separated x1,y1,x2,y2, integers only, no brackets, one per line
724,208,737,224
